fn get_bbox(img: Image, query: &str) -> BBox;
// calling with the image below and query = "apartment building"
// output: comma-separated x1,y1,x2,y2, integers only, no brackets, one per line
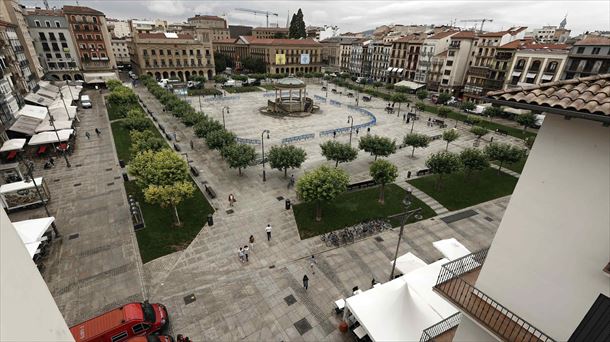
319,38,341,72
338,37,362,72
111,36,131,65
25,8,81,81
128,19,166,36
414,30,458,86
63,5,117,77
0,0,43,80
349,40,370,77
106,18,130,38
387,34,424,84
504,42,569,88
463,27,526,102
229,25,252,38
131,32,214,81
432,74,610,342
252,27,289,39
369,40,391,82
0,20,28,138
187,15,229,42
438,31,477,95
563,37,610,79
213,36,322,75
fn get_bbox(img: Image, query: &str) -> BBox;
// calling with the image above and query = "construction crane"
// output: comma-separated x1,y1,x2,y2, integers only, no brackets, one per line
235,8,279,28
460,18,494,33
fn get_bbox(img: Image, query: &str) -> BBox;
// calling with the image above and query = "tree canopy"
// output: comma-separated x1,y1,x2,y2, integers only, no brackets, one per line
130,130,166,156
403,133,430,157
206,129,236,151
194,117,223,139
460,101,476,112
289,8,306,39
358,135,397,160
242,57,266,74
296,166,349,221
442,129,460,151
436,92,452,105
369,159,398,204
268,145,307,177
128,149,190,188
416,89,428,100
484,142,525,174
459,148,489,178
425,151,462,189
470,126,489,140
144,181,195,226
320,140,358,167
516,113,537,132
221,143,256,175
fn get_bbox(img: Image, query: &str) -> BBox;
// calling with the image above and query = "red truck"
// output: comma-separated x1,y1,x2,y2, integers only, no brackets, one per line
70,302,169,342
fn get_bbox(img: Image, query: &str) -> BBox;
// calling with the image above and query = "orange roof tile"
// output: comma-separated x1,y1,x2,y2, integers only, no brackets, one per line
574,37,610,46
452,31,477,39
62,5,104,16
429,30,458,39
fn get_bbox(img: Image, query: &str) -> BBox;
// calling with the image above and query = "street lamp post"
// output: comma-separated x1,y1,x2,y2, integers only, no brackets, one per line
198,94,202,112
222,106,230,128
389,187,423,281
410,115,416,133
261,129,270,181
23,160,60,238
49,99,71,168
347,115,354,146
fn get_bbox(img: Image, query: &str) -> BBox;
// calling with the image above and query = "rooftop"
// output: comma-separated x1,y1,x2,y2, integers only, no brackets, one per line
137,32,193,40
394,34,425,43
253,27,289,31
487,73,610,117
26,8,64,16
428,30,458,39
188,15,225,21
275,76,306,88
497,38,535,49
239,36,321,46
62,5,104,16
451,31,477,39
574,36,610,46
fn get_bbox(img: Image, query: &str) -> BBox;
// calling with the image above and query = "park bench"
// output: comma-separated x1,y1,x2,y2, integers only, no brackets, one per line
347,179,377,191
158,124,165,133
331,89,337,93
190,165,199,176
429,134,443,141
151,115,157,122
416,169,431,176
362,96,371,102
347,92,354,97
321,86,327,90
204,184,217,199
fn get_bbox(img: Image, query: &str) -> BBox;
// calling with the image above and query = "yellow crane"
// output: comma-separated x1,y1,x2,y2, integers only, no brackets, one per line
460,18,494,33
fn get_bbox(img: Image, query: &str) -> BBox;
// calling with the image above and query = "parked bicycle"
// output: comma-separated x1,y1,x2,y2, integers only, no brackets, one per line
320,219,391,247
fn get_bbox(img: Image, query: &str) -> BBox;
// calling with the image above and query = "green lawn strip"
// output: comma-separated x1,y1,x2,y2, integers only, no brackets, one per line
293,183,436,239
408,167,518,211
110,119,167,163
498,156,528,174
187,88,222,96
224,86,262,93
106,102,129,121
125,180,214,263
260,84,276,90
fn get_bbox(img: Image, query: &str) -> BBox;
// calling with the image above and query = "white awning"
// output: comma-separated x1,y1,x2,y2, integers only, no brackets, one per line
526,73,537,78
0,139,26,152
392,252,427,275
10,105,49,135
391,67,398,72
511,71,522,77
503,106,531,115
83,72,118,84
12,217,55,244
541,74,553,81
0,177,43,194
35,120,73,133
48,102,77,120
394,80,425,90
386,67,393,72
15,105,48,120
36,88,58,100
25,241,42,258
433,238,471,261
397,68,404,73
38,81,60,93
24,93,55,107
28,129,73,145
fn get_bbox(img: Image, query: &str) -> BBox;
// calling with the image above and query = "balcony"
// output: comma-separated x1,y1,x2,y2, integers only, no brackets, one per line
468,66,490,78
434,249,555,342
420,312,461,342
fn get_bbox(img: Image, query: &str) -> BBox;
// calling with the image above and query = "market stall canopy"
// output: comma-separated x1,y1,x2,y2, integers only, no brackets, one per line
392,252,427,275
38,81,60,93
12,217,55,244
403,259,459,318
28,129,73,145
25,241,41,258
0,177,43,194
0,139,26,152
15,105,48,120
83,72,118,84
24,92,55,107
9,105,49,135
48,103,77,120
503,106,531,115
60,85,80,102
394,80,425,90
35,120,73,133
433,238,471,261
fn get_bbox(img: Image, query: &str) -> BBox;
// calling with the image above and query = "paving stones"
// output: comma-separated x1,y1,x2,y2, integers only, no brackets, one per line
283,294,297,306
293,318,312,335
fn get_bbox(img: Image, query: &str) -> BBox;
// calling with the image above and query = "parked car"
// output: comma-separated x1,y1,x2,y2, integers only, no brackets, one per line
80,95,92,108
70,302,169,342
126,335,174,342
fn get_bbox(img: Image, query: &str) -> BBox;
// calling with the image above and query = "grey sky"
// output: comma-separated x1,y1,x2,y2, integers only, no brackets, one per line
24,0,610,35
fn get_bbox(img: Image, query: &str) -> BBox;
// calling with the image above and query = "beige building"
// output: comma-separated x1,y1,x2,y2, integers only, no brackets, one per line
252,27,288,39
188,15,229,42
106,18,131,38
414,30,458,86
0,0,43,80
320,38,341,72
339,41,353,71
438,31,477,94
387,34,425,84
563,36,610,79
111,36,131,65
504,42,569,88
131,32,214,80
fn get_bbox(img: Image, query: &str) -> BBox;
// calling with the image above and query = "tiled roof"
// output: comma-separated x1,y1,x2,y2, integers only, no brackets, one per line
498,39,534,49
62,5,104,16
214,38,237,44
428,30,458,39
27,8,64,16
574,37,610,46
189,15,225,21
452,31,476,39
480,31,508,38
519,42,571,51
394,34,425,43
487,73,610,116
253,27,289,31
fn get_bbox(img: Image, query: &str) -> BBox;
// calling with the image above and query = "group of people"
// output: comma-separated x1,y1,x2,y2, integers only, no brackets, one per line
238,235,255,263
84,128,102,140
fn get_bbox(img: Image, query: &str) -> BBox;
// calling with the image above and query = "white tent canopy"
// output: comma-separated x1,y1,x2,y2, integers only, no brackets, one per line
12,217,55,244
0,177,43,194
25,241,42,258
35,120,73,133
404,259,459,318
9,105,49,135
392,252,427,275
395,80,425,90
27,129,73,145
24,93,55,107
84,72,118,84
38,81,60,93
433,238,471,261
15,105,48,120
0,139,26,152
48,103,78,120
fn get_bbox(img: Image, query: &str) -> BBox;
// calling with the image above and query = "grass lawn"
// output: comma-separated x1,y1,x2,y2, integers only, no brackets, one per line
293,183,436,239
260,84,276,91
502,156,528,174
110,120,167,163
408,167,518,211
125,181,214,263
224,86,262,93
106,102,129,121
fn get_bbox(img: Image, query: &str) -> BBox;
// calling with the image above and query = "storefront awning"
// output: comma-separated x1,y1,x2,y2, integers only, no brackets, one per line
541,74,553,81
28,129,73,145
35,120,73,133
394,80,425,90
0,139,26,152
83,72,118,84
511,71,522,77
397,68,404,73
12,217,55,244
526,73,537,78
386,67,393,72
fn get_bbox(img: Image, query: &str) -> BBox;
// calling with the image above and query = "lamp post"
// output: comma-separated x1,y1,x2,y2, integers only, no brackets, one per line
347,115,354,146
410,114,416,133
222,106,230,128
261,129,270,182
49,107,71,168
198,94,202,112
325,80,328,98
23,160,60,238
389,187,423,281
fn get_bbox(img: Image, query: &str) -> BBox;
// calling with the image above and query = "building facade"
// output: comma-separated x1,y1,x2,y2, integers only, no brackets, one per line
349,40,369,77
252,27,288,39
111,36,131,65
387,34,424,84
563,37,610,79
414,30,458,86
0,20,28,139
188,15,229,42
25,8,81,81
106,18,131,38
369,41,391,82
320,39,341,72
63,5,117,76
438,31,477,95
505,43,569,88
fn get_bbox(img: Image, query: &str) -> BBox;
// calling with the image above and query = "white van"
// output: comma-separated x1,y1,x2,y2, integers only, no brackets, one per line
80,95,92,108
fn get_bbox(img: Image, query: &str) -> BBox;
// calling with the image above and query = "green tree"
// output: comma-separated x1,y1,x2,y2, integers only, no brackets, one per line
459,148,489,178
437,92,451,105
484,142,525,175
273,32,287,38
128,149,190,188
394,85,410,93
460,101,476,112
437,106,451,118
296,166,349,221
213,75,228,83
206,129,236,151
470,126,489,140
124,109,152,131
107,85,138,107
214,52,233,73
415,101,426,111
425,151,462,189
194,117,223,139
442,129,460,151
373,81,384,89
516,112,537,132
403,133,430,158
268,145,307,177
130,130,165,156
358,135,397,160
483,106,503,120
391,93,408,116
105,79,123,91
369,159,398,204
242,57,266,74
320,140,358,167
385,84,394,90
144,181,195,226
416,89,428,100
289,8,306,39
221,143,256,176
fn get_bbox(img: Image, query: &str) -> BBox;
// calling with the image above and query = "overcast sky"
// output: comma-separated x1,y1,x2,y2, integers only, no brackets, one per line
24,0,610,36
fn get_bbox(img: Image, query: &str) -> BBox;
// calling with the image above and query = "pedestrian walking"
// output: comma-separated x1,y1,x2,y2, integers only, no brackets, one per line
249,235,255,251
287,174,295,189
427,117,431,127
228,193,236,207
48,157,55,166
355,128,359,135
243,245,249,262
333,131,336,139
403,113,406,121
95,128,101,136
309,255,317,274
303,275,309,290
265,224,272,241
238,247,245,263
371,278,376,287
85,131,90,139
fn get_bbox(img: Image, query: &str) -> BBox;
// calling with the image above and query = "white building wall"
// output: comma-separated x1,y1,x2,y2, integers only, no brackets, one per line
453,316,499,342
0,208,74,341
469,114,610,341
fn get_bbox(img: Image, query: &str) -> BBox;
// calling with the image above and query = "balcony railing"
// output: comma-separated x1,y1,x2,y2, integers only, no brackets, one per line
420,312,461,342
434,249,555,342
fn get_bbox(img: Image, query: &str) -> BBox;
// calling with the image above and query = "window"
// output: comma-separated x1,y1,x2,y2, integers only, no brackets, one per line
65,52,71,58
42,42,50,51
159,49,164,55
547,61,558,72
55,21,61,28
95,34,101,40
444,70,451,75
49,32,56,41
111,332,128,342
45,20,51,28
446,61,453,66
59,33,66,41
79,43,85,49
515,59,526,70
98,44,103,49
592,47,601,55
448,51,455,57
529,60,541,72
86,34,92,40
92,17,98,24
45,53,52,58
55,53,61,58
62,42,68,49
35,20,41,27
89,43,95,49
576,47,585,54
39,32,46,41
